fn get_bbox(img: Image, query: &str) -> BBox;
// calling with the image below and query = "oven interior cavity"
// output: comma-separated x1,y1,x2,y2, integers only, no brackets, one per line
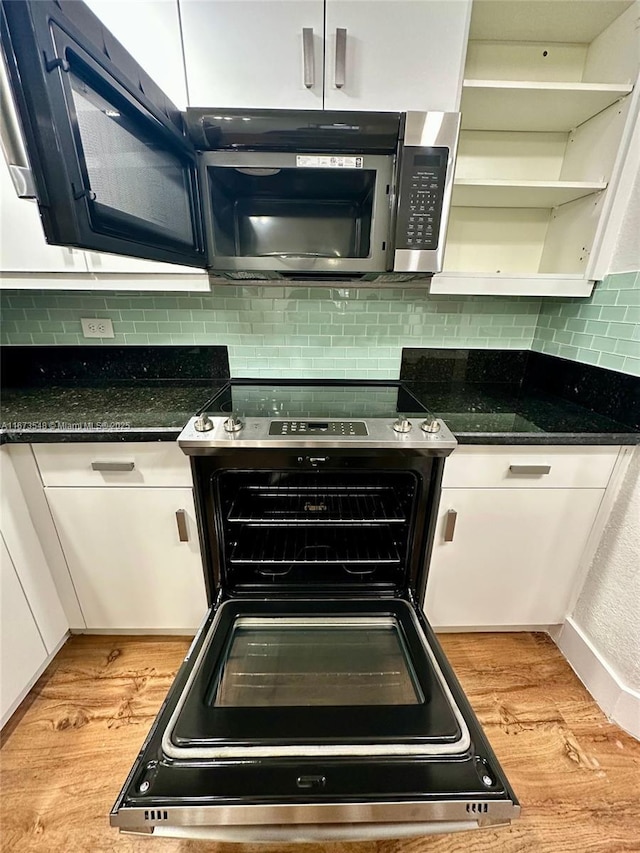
214,470,419,592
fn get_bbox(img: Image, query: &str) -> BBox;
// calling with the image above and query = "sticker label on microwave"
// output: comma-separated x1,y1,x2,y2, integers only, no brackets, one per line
296,155,364,169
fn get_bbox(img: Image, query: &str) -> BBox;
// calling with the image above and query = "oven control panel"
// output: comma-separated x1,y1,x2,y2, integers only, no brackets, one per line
269,421,368,436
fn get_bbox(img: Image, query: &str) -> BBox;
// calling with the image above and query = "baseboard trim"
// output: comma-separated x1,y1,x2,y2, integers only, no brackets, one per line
70,628,198,636
556,617,640,740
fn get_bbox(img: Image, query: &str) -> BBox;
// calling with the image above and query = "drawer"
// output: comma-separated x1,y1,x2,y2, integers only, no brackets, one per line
442,446,620,489
33,443,192,487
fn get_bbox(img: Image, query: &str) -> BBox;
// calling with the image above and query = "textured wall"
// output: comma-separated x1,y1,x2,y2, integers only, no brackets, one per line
532,271,640,376
573,448,640,690
0,288,540,378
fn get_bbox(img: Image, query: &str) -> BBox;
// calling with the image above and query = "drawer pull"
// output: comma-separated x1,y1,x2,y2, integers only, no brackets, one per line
176,509,189,543
91,461,135,472
444,509,457,543
509,464,551,476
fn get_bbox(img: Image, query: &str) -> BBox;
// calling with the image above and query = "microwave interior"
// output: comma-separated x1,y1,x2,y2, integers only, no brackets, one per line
206,167,377,259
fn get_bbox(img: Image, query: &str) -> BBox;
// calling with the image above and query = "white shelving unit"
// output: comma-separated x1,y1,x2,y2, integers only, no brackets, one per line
460,79,632,132
452,179,608,208
434,0,639,297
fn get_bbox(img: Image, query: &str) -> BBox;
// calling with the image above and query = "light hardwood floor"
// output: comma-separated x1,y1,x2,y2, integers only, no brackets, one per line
1,632,639,853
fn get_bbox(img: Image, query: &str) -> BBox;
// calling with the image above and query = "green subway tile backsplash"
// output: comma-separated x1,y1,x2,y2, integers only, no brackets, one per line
2,273,638,377
532,271,640,377
0,286,539,378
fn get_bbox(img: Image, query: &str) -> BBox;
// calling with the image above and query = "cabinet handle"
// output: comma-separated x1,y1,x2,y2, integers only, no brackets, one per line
444,509,457,543
302,28,315,88
334,28,347,88
509,464,551,475
91,461,135,472
175,509,189,543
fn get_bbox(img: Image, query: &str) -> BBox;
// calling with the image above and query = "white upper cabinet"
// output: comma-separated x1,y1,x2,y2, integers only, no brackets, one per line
180,0,471,111
180,0,326,109
83,0,189,109
432,0,640,296
323,0,471,111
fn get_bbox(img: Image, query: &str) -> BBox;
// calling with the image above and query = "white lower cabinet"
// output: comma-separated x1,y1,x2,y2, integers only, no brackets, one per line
0,536,48,728
44,487,207,631
425,487,605,628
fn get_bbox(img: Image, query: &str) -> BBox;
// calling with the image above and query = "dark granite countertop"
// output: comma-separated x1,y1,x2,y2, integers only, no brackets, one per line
0,345,229,444
1,345,637,446
0,382,225,443
402,349,639,446
404,381,639,445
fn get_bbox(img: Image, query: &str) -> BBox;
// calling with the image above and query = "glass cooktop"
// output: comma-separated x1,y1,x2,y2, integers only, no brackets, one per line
204,382,430,420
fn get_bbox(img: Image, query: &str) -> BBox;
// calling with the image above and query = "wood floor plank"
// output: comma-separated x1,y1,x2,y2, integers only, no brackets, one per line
1,633,638,853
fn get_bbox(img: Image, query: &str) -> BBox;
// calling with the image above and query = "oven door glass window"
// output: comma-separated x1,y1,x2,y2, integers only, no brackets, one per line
213,616,423,707
162,599,470,759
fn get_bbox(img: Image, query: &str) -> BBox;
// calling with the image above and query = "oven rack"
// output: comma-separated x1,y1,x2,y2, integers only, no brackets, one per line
227,485,407,525
228,527,401,566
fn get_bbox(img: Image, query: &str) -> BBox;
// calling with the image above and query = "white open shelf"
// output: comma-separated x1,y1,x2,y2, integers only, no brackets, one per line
461,80,633,132
445,1,638,293
430,272,594,297
452,179,607,208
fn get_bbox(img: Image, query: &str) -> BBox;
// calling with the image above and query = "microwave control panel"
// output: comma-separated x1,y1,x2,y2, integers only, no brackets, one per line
395,147,447,251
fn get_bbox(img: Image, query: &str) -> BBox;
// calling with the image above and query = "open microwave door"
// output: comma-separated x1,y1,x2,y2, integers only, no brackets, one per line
110,597,519,842
1,0,207,268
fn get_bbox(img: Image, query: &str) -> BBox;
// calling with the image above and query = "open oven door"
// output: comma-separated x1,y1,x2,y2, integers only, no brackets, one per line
110,595,520,842
1,0,207,268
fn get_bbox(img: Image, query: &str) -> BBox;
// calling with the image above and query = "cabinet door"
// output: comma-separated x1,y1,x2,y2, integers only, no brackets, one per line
83,0,188,109
425,487,604,628
324,0,471,111
45,487,207,631
0,536,48,728
2,0,207,268
180,0,325,109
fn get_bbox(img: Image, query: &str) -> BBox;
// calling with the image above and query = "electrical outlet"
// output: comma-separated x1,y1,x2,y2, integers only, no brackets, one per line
81,318,115,338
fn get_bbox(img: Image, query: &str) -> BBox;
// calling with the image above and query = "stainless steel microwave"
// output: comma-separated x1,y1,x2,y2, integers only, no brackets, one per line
1,0,459,284
186,109,460,282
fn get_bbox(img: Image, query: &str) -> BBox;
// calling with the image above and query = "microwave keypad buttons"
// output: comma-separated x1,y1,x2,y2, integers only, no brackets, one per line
396,148,446,251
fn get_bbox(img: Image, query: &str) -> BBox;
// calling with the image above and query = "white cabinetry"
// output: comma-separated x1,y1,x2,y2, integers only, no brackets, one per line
83,0,189,109
180,0,470,111
180,0,325,109
424,446,619,629
0,537,47,728
432,0,639,297
34,443,207,632
322,0,470,111
0,446,69,727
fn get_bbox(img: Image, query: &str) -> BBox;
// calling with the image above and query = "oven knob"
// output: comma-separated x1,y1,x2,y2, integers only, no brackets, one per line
223,414,244,433
392,417,412,433
421,418,441,434
194,414,214,432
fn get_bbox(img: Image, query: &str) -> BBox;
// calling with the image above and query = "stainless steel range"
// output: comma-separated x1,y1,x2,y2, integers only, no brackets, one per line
111,381,519,842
